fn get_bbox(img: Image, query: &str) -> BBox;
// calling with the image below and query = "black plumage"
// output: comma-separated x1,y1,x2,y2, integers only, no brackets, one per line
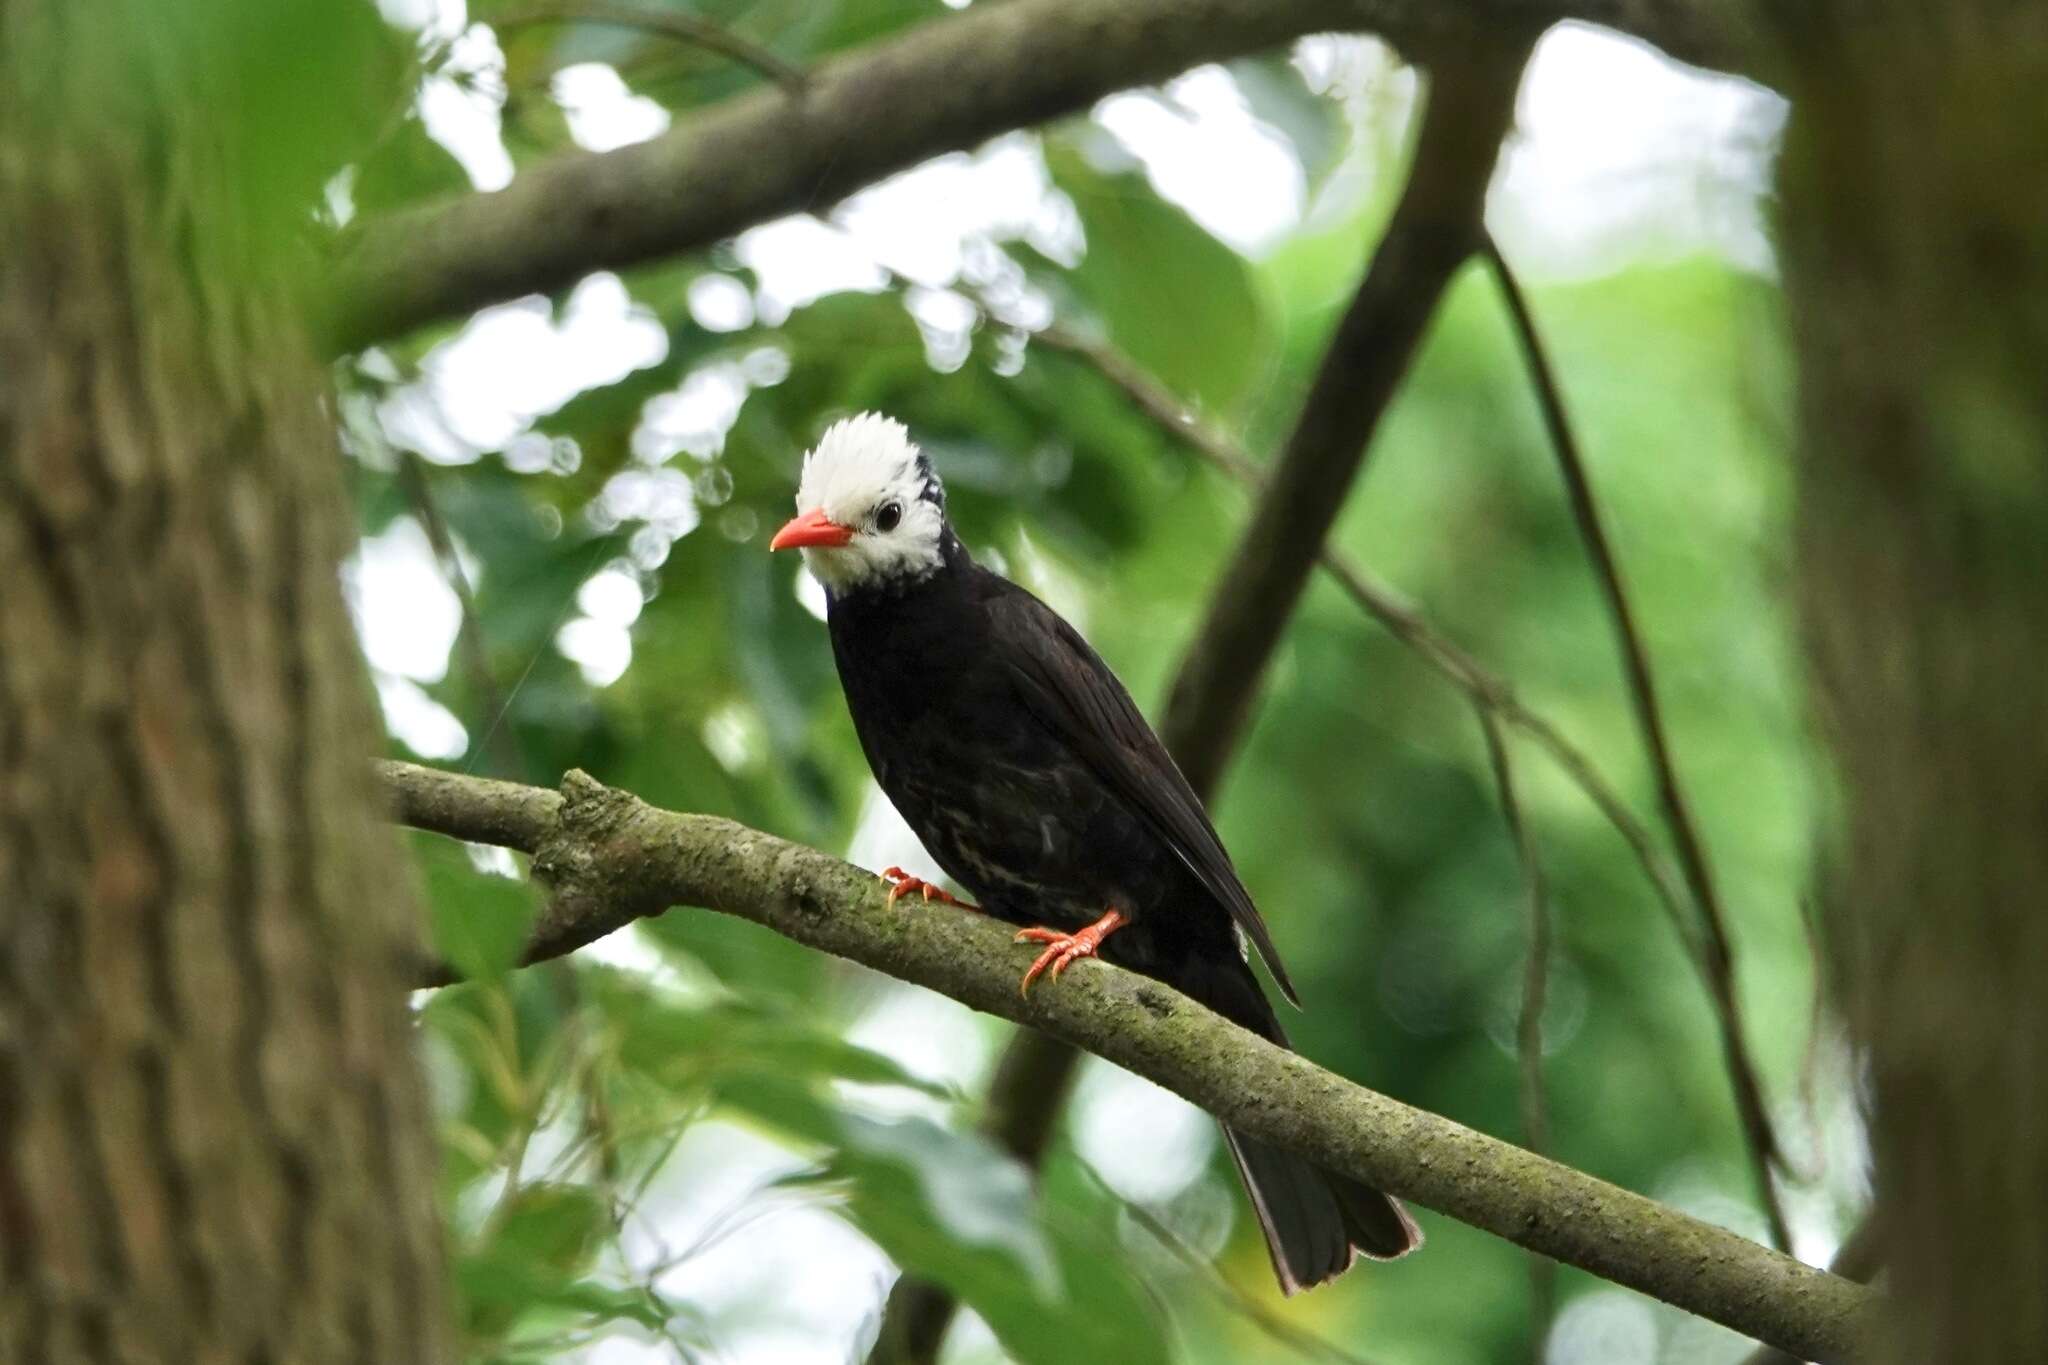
774,417,1419,1292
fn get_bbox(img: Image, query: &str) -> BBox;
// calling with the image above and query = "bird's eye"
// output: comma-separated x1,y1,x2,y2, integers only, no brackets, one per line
874,501,902,533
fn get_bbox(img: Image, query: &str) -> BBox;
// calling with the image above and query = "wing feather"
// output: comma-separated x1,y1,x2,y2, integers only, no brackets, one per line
987,588,1300,1005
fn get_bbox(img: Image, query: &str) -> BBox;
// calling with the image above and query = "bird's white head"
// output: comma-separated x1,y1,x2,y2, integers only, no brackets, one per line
770,413,948,595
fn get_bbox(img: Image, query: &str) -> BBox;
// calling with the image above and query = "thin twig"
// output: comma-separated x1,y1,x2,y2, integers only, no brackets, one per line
1477,707,1557,1356
1481,235,1791,1251
542,970,709,1359
480,1000,579,1239
395,453,530,781
491,1,807,92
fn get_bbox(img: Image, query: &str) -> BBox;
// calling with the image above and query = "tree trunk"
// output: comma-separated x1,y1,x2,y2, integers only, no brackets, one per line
0,6,446,1362
1777,7,2048,1359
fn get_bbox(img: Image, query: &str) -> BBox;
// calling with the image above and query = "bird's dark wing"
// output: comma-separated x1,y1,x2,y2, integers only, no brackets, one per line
984,585,1300,1005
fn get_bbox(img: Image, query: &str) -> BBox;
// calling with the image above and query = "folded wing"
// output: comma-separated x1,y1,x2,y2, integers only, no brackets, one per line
988,588,1300,1006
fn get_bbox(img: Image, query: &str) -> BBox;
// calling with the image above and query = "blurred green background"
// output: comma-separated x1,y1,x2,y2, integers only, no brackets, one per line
340,3,1864,1360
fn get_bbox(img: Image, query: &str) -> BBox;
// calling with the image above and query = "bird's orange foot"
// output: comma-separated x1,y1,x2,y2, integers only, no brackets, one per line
1015,909,1127,997
878,866,978,912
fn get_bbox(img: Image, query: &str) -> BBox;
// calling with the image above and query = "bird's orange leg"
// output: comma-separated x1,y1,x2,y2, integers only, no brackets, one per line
878,866,978,912
1014,909,1127,997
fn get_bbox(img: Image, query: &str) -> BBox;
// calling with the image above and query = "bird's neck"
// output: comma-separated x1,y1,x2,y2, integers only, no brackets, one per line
825,524,972,613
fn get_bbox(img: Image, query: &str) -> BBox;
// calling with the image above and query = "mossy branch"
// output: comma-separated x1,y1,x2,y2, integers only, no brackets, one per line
381,759,1875,1362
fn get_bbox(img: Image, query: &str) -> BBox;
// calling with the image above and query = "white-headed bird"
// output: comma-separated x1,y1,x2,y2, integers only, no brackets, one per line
771,413,1419,1291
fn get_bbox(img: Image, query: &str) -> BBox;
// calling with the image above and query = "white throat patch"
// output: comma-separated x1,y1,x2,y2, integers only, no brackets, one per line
793,413,948,595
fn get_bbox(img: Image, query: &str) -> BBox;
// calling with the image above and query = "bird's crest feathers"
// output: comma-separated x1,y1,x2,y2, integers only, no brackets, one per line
792,413,948,594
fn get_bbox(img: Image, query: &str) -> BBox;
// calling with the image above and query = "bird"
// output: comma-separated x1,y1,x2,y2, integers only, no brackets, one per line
769,412,1420,1293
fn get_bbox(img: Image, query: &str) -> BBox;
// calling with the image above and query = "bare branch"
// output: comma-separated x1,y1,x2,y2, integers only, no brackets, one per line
491,3,808,92
1482,236,1792,1249
1162,50,1527,796
326,0,1776,350
379,759,1878,1363
384,760,563,853
865,1282,952,1364
395,453,530,779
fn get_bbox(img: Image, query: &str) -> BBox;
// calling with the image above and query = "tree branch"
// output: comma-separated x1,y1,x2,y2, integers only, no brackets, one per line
379,759,1877,1363
326,0,1775,350
1482,237,1792,1249
1160,51,1525,795
1739,1219,1883,1365
491,2,808,92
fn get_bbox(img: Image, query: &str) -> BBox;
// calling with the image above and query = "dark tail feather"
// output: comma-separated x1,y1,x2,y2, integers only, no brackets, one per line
1223,1127,1422,1295
1182,956,1421,1291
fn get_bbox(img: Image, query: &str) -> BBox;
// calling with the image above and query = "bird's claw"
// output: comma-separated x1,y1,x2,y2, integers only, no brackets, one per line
1015,910,1127,997
878,866,976,911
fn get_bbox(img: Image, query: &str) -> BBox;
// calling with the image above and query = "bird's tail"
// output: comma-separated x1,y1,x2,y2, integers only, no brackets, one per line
1182,954,1422,1292
1222,1126,1421,1294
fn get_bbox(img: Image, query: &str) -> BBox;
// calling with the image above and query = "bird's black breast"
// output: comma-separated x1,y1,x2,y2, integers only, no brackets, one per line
824,558,1241,986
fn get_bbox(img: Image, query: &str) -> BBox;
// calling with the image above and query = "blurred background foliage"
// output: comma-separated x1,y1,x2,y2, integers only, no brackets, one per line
334,2,1862,1360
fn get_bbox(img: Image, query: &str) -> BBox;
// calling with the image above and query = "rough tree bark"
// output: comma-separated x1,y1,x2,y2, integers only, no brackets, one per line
0,6,446,1362
1776,6,2048,1361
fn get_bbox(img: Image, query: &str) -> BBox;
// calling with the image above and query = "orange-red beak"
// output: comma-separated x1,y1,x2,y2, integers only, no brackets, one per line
770,507,855,551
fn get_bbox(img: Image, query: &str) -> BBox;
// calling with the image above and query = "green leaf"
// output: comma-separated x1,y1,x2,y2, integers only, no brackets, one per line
351,114,473,218
717,1077,1168,1365
201,1,408,237
493,1182,610,1274
458,1253,669,1339
1037,1155,1176,1365
411,830,536,980
1229,54,1349,192
796,0,948,57
420,970,577,1189
457,1183,625,1342
588,968,952,1098
574,0,945,120
1045,135,1273,417
501,85,582,167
